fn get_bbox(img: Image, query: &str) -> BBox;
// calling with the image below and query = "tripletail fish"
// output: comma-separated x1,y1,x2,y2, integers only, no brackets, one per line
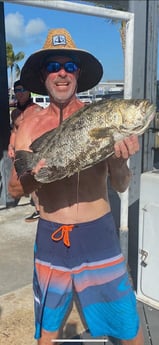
14,98,155,183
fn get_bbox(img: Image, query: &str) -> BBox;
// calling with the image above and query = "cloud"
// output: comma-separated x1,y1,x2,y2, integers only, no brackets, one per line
25,18,47,36
5,12,25,46
5,12,47,50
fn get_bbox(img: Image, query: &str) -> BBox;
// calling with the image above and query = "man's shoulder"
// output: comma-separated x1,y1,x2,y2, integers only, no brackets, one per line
32,102,43,110
26,102,43,113
23,103,44,118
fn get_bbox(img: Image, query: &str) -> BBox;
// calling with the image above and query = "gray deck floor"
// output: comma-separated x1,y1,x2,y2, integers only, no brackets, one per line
138,301,159,345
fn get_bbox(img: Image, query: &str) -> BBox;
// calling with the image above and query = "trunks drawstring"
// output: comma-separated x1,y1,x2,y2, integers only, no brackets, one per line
51,225,74,247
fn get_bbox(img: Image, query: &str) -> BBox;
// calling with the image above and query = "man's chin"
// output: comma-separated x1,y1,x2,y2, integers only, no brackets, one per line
53,94,75,107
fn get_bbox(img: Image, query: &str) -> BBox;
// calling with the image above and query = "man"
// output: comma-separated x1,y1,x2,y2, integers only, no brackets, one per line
8,28,144,345
8,80,40,222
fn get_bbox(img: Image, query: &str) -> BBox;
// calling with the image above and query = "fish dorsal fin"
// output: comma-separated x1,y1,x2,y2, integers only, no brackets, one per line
30,128,56,152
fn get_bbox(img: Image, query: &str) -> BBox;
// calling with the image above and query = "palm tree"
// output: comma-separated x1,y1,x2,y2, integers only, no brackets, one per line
6,42,25,100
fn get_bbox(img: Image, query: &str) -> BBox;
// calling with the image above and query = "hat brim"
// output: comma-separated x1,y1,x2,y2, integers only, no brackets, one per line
20,48,103,95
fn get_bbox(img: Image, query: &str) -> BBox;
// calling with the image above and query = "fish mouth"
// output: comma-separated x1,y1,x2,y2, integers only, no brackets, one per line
136,106,156,134
127,104,156,135
143,104,156,124
148,106,156,121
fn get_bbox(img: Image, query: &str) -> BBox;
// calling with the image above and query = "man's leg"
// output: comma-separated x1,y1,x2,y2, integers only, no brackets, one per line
38,329,59,345
121,327,144,345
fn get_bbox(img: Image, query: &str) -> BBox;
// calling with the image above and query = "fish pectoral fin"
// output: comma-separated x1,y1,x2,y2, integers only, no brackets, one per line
89,127,113,139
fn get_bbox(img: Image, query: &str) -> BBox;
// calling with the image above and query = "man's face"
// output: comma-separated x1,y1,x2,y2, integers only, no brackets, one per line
14,85,30,104
42,56,80,105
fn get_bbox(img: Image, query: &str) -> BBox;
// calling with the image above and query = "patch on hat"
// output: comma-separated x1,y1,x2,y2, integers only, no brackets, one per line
52,35,66,46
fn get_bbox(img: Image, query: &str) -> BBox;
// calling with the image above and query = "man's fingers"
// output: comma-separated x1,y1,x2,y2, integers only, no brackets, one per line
32,158,47,175
114,141,129,159
124,135,139,155
114,135,140,159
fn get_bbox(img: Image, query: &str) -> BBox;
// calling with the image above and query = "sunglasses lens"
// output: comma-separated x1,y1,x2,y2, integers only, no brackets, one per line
46,62,61,73
14,88,26,93
65,62,78,72
46,61,78,73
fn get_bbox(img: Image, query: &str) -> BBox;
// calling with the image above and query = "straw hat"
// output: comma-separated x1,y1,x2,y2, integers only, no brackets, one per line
20,28,103,95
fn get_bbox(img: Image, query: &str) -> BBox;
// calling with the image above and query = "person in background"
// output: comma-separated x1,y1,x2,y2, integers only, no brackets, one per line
8,80,41,222
8,28,144,345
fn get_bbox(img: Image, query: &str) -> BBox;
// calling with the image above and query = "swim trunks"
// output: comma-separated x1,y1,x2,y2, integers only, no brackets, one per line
33,212,140,340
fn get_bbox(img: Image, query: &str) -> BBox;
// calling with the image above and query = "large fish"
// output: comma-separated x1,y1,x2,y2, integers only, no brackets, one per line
15,98,155,183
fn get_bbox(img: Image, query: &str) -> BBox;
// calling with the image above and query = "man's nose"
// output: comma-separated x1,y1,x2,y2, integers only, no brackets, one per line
58,68,67,76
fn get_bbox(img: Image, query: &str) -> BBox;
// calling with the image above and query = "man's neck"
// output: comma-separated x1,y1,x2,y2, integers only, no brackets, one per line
48,96,84,122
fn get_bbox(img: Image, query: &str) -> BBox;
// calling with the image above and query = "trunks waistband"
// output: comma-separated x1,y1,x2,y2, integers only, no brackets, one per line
40,213,112,248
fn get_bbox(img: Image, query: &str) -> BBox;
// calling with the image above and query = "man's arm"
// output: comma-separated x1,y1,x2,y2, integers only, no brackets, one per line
108,135,139,193
8,164,41,198
8,105,44,198
108,156,131,193
8,129,17,159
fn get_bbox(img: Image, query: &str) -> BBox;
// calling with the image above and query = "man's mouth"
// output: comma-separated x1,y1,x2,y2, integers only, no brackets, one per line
56,82,69,86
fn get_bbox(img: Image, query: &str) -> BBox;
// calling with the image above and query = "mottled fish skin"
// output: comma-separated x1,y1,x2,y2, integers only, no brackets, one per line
14,98,156,183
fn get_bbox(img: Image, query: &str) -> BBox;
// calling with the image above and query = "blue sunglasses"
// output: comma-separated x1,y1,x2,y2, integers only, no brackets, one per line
14,88,27,93
46,61,79,74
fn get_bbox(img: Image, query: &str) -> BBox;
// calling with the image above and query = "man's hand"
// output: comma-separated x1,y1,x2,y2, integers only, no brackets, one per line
32,158,47,175
114,135,139,159
8,144,15,159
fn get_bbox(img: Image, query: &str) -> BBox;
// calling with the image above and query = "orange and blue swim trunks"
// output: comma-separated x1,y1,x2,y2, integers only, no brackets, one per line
33,212,140,340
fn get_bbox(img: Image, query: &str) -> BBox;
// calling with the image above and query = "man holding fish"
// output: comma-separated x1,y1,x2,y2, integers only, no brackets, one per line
8,28,150,345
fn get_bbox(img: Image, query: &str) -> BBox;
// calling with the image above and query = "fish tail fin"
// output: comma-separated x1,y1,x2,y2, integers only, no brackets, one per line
14,150,34,177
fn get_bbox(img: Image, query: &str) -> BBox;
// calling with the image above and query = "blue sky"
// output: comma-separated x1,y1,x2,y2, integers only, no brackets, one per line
4,1,124,83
